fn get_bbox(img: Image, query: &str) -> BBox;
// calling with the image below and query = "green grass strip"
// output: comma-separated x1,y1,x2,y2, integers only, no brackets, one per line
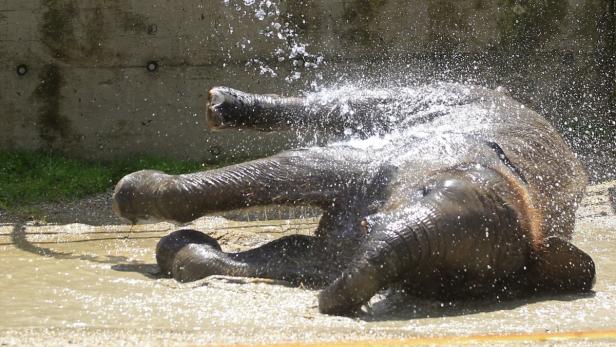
0,150,223,209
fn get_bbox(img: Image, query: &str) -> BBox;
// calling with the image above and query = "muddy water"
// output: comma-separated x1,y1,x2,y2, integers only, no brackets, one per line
1,182,615,346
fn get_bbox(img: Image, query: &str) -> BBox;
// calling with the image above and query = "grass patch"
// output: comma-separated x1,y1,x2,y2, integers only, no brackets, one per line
0,150,227,210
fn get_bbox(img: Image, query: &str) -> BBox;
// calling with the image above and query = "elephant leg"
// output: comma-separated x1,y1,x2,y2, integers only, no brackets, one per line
527,236,595,293
155,196,381,285
156,229,335,285
113,148,368,224
207,87,307,131
317,165,570,315
207,86,395,135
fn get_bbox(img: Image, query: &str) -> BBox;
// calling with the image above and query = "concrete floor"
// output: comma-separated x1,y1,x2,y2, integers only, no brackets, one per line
0,181,615,346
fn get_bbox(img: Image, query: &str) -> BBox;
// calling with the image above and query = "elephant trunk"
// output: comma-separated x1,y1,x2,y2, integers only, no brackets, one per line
318,207,434,315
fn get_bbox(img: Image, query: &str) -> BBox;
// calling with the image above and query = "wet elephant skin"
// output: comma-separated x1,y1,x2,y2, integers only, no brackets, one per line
113,83,595,315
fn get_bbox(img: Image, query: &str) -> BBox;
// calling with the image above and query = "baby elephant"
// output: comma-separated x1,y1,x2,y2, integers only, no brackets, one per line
113,83,595,315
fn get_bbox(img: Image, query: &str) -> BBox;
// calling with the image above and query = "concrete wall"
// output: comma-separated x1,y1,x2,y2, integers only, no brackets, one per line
1,0,614,176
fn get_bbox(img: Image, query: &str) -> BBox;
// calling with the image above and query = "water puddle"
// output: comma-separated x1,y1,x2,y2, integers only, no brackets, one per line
0,182,615,345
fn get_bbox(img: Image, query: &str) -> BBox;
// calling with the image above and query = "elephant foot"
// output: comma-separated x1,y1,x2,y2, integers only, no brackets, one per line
113,169,169,224
207,86,305,131
156,229,225,282
207,87,234,130
207,87,262,130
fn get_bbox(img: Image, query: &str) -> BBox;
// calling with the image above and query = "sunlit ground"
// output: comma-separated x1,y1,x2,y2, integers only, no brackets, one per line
0,181,615,346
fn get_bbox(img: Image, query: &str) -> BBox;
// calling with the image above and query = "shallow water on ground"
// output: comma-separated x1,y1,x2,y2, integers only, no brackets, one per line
0,182,615,346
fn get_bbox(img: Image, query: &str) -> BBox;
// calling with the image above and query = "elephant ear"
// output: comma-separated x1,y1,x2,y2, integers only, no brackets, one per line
528,236,595,293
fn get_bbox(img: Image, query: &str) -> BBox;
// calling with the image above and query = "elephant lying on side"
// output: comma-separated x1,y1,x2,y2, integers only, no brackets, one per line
113,83,595,315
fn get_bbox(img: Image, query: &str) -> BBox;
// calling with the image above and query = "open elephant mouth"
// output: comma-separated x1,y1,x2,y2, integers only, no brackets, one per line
114,82,595,315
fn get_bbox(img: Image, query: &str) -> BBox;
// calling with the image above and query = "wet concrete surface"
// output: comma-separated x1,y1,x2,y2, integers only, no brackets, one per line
0,181,615,346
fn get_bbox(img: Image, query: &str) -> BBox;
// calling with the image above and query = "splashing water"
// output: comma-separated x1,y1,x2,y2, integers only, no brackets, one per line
217,0,614,184
287,81,490,150
223,0,324,82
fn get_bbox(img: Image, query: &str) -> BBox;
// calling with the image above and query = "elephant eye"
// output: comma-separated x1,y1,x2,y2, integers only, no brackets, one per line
421,186,432,197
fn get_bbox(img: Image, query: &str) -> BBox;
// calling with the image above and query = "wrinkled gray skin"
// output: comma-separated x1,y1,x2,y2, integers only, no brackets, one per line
113,83,595,315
